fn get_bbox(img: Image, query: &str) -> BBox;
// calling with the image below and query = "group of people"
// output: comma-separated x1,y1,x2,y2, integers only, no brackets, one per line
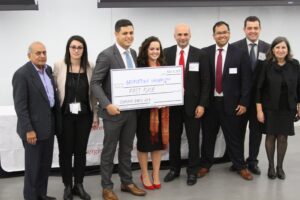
12,16,300,200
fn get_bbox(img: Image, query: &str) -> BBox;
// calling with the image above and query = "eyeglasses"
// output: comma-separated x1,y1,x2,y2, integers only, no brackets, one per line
69,45,84,50
34,51,47,56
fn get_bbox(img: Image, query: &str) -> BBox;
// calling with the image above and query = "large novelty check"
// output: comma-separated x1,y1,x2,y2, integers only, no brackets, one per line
111,66,183,110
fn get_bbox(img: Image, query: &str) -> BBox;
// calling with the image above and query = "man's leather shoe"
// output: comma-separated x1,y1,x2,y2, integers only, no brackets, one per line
197,168,209,178
187,174,197,186
38,196,56,200
72,183,91,200
63,186,73,200
103,189,118,200
268,167,276,179
239,169,253,180
229,165,237,172
248,164,261,175
276,167,286,180
163,170,180,182
121,183,146,196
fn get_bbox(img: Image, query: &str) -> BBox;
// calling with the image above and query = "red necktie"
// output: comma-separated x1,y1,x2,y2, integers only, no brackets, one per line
216,48,223,93
179,50,185,85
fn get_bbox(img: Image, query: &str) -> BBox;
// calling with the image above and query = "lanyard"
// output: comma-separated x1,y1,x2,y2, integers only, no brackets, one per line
70,64,82,103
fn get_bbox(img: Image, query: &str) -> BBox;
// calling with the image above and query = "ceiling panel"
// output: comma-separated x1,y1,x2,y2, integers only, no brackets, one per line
98,0,300,8
0,0,38,11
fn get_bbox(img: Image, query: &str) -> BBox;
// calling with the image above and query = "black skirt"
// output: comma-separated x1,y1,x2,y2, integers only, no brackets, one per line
136,109,164,152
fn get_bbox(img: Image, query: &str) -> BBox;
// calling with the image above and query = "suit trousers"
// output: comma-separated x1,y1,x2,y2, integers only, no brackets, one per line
58,113,93,186
23,135,54,200
101,111,137,189
169,106,201,175
240,99,263,166
201,98,246,170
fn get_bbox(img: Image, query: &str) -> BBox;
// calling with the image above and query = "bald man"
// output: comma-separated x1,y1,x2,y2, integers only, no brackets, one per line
163,24,210,185
12,42,61,200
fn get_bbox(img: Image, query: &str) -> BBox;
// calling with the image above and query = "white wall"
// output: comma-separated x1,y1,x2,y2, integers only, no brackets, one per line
0,0,299,106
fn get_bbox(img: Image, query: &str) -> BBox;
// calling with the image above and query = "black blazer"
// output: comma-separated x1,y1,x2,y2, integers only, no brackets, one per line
12,61,61,141
164,45,210,117
256,59,300,111
202,44,252,114
232,38,270,85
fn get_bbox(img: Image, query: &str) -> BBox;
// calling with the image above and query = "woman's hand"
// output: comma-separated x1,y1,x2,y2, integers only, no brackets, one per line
257,110,265,123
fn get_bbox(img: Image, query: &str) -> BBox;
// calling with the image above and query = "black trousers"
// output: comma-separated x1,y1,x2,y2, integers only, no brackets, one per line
169,105,201,175
240,99,263,166
58,113,92,186
23,136,54,200
200,98,246,170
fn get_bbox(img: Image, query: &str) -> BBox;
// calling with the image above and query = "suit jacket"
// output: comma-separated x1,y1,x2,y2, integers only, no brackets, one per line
90,44,137,120
256,59,300,111
12,61,61,141
232,38,270,85
203,44,252,114
164,45,210,117
53,60,98,121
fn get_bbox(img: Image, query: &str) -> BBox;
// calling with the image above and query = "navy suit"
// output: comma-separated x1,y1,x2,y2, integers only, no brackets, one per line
12,61,61,200
200,44,252,170
164,45,210,175
232,38,270,166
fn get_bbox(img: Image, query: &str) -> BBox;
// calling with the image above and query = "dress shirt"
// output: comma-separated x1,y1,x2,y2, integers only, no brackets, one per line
246,38,258,58
214,43,228,97
116,42,136,69
175,45,190,68
33,63,55,107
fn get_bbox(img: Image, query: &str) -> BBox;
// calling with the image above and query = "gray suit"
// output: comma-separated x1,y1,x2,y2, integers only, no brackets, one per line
91,44,137,189
12,61,61,200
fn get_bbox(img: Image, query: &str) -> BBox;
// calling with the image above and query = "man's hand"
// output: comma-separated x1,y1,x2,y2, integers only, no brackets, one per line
26,131,37,145
235,105,247,116
106,104,120,116
195,106,205,118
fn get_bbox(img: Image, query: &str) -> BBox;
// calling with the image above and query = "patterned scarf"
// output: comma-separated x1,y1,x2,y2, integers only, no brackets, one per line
149,107,169,148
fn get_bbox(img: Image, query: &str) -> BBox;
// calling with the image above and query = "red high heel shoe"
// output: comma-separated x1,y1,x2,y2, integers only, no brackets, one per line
152,173,161,189
140,175,154,190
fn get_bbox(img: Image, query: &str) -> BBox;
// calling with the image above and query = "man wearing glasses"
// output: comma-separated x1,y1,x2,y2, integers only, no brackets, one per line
198,21,253,180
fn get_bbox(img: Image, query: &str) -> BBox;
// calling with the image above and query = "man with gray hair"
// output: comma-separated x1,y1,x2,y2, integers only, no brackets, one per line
12,42,61,200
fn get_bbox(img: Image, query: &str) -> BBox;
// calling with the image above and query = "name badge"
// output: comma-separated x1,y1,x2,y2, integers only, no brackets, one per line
69,102,81,114
229,68,237,74
189,62,199,72
258,52,266,61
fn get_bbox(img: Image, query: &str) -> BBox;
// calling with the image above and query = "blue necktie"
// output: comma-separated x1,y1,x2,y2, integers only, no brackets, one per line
125,50,134,69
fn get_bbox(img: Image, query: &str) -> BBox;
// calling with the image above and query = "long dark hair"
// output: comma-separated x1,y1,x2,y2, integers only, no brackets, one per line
64,35,89,71
266,36,293,62
137,36,165,67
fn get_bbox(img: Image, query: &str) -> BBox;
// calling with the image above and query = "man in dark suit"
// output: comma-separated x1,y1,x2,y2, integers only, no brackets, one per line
232,16,270,175
198,21,253,180
12,42,61,200
163,23,210,185
90,19,146,200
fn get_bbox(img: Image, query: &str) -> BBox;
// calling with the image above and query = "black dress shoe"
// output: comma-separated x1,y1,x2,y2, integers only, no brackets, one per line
187,174,197,186
63,185,73,200
164,170,180,182
276,167,286,180
72,183,91,200
38,196,56,200
248,164,261,175
268,167,276,179
229,165,237,172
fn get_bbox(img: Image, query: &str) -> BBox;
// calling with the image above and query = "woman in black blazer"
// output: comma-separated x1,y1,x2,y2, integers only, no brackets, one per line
256,36,300,180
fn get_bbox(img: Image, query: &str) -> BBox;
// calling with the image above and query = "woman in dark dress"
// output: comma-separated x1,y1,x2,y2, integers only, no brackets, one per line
256,36,300,180
136,36,169,190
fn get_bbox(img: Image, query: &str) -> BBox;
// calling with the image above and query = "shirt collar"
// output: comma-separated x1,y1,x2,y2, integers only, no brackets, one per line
116,42,130,54
32,62,47,73
176,45,190,54
215,43,228,52
246,38,259,46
